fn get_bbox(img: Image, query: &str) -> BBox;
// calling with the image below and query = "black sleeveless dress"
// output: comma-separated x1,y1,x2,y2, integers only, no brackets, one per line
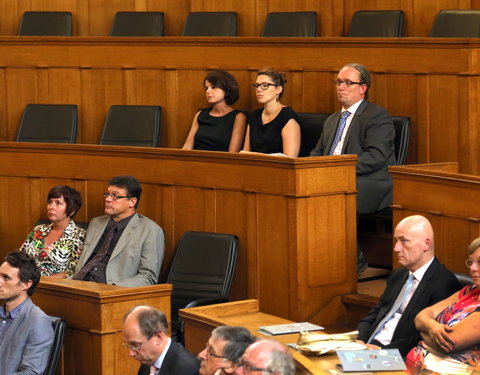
193,108,241,151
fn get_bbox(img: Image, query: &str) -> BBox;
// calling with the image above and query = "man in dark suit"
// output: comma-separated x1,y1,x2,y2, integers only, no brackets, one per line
122,305,199,375
357,215,461,357
310,63,396,215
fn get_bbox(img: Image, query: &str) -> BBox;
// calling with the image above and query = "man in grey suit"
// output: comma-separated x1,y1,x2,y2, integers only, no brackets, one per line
310,63,396,215
0,250,54,375
122,305,199,375
73,175,164,287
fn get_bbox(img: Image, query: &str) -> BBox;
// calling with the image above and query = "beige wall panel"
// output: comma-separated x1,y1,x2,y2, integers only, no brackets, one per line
301,71,337,114
145,0,190,36
0,1,20,35
88,0,137,36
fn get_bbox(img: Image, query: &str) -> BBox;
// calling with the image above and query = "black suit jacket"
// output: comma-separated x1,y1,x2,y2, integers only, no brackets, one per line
357,257,461,357
310,100,396,213
137,340,200,375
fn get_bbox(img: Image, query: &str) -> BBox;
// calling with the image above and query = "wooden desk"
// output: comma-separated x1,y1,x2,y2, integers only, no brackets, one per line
32,277,172,375
390,162,480,272
0,143,357,324
180,299,408,375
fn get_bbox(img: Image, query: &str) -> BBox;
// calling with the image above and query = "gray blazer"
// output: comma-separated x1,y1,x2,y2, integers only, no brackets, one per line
75,213,164,287
0,298,54,375
310,100,396,214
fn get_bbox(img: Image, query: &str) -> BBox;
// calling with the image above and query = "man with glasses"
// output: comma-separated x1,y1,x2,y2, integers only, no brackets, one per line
198,326,256,375
122,305,199,375
357,215,460,357
73,175,164,286
310,62,396,273
235,339,294,375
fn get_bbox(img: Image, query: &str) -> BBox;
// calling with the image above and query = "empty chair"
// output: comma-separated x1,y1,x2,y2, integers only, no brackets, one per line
166,231,238,341
16,104,77,143
391,116,410,165
99,105,161,147
43,316,66,375
262,12,317,37
111,12,164,36
18,11,72,36
297,112,330,157
182,12,236,36
430,10,480,37
347,10,404,37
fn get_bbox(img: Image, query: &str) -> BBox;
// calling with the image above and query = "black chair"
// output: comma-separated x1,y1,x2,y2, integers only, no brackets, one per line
18,11,72,36
454,272,473,288
111,12,164,36
16,104,78,143
35,219,89,231
166,231,238,342
261,12,317,37
430,10,480,37
43,316,66,375
297,112,330,157
99,105,161,147
391,116,411,165
182,12,237,36
347,10,404,37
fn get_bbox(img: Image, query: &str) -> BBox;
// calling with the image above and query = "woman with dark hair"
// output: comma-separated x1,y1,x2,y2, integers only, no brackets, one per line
242,67,300,157
20,185,86,278
406,237,480,373
183,69,246,152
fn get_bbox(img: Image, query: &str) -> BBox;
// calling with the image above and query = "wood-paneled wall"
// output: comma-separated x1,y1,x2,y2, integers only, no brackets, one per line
0,143,358,323
0,38,478,173
2,0,480,36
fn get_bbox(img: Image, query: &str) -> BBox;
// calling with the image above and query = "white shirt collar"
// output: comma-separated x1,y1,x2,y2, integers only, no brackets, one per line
410,256,434,282
342,98,364,116
152,337,171,370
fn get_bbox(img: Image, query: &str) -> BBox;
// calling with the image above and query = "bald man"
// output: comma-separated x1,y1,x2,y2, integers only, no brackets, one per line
235,340,294,375
357,215,461,356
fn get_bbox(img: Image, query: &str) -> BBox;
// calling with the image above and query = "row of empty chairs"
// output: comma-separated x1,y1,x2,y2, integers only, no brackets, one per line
16,10,480,37
17,104,161,147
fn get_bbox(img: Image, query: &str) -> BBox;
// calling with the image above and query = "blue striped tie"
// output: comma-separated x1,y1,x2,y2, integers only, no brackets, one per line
329,111,351,154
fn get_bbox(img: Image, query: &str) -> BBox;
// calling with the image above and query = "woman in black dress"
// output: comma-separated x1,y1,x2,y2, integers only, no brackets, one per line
242,68,300,157
183,70,246,152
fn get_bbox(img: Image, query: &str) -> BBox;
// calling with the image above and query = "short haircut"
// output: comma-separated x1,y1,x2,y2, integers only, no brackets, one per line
212,326,256,363
256,67,287,99
343,63,371,100
124,306,168,338
5,251,40,296
265,350,295,375
109,175,142,209
47,185,82,218
204,70,240,106
468,237,480,255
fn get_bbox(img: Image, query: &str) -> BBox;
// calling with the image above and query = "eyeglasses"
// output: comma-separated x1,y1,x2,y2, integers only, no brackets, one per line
238,360,273,373
465,258,480,268
333,79,364,87
252,83,277,90
122,340,147,352
103,192,130,201
205,344,228,360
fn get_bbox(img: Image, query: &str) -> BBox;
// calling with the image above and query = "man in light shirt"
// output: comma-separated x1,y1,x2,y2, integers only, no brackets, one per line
357,215,461,356
122,305,199,375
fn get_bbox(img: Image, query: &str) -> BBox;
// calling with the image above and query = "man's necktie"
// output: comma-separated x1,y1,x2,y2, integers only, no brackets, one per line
72,221,116,280
329,110,351,154
367,273,415,344
149,365,158,375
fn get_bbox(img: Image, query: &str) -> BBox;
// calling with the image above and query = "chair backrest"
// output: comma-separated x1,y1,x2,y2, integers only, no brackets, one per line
18,11,72,36
391,116,410,165
430,10,480,37
111,12,164,36
454,272,473,288
166,231,238,320
347,10,404,37
99,105,161,147
297,112,330,157
261,12,317,37
43,316,66,375
182,12,237,36
34,219,89,231
16,104,78,143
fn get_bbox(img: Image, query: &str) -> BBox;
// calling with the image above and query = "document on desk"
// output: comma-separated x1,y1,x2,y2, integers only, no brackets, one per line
258,322,324,335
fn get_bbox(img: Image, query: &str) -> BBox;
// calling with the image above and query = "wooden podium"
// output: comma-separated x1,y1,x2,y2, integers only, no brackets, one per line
32,277,172,375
